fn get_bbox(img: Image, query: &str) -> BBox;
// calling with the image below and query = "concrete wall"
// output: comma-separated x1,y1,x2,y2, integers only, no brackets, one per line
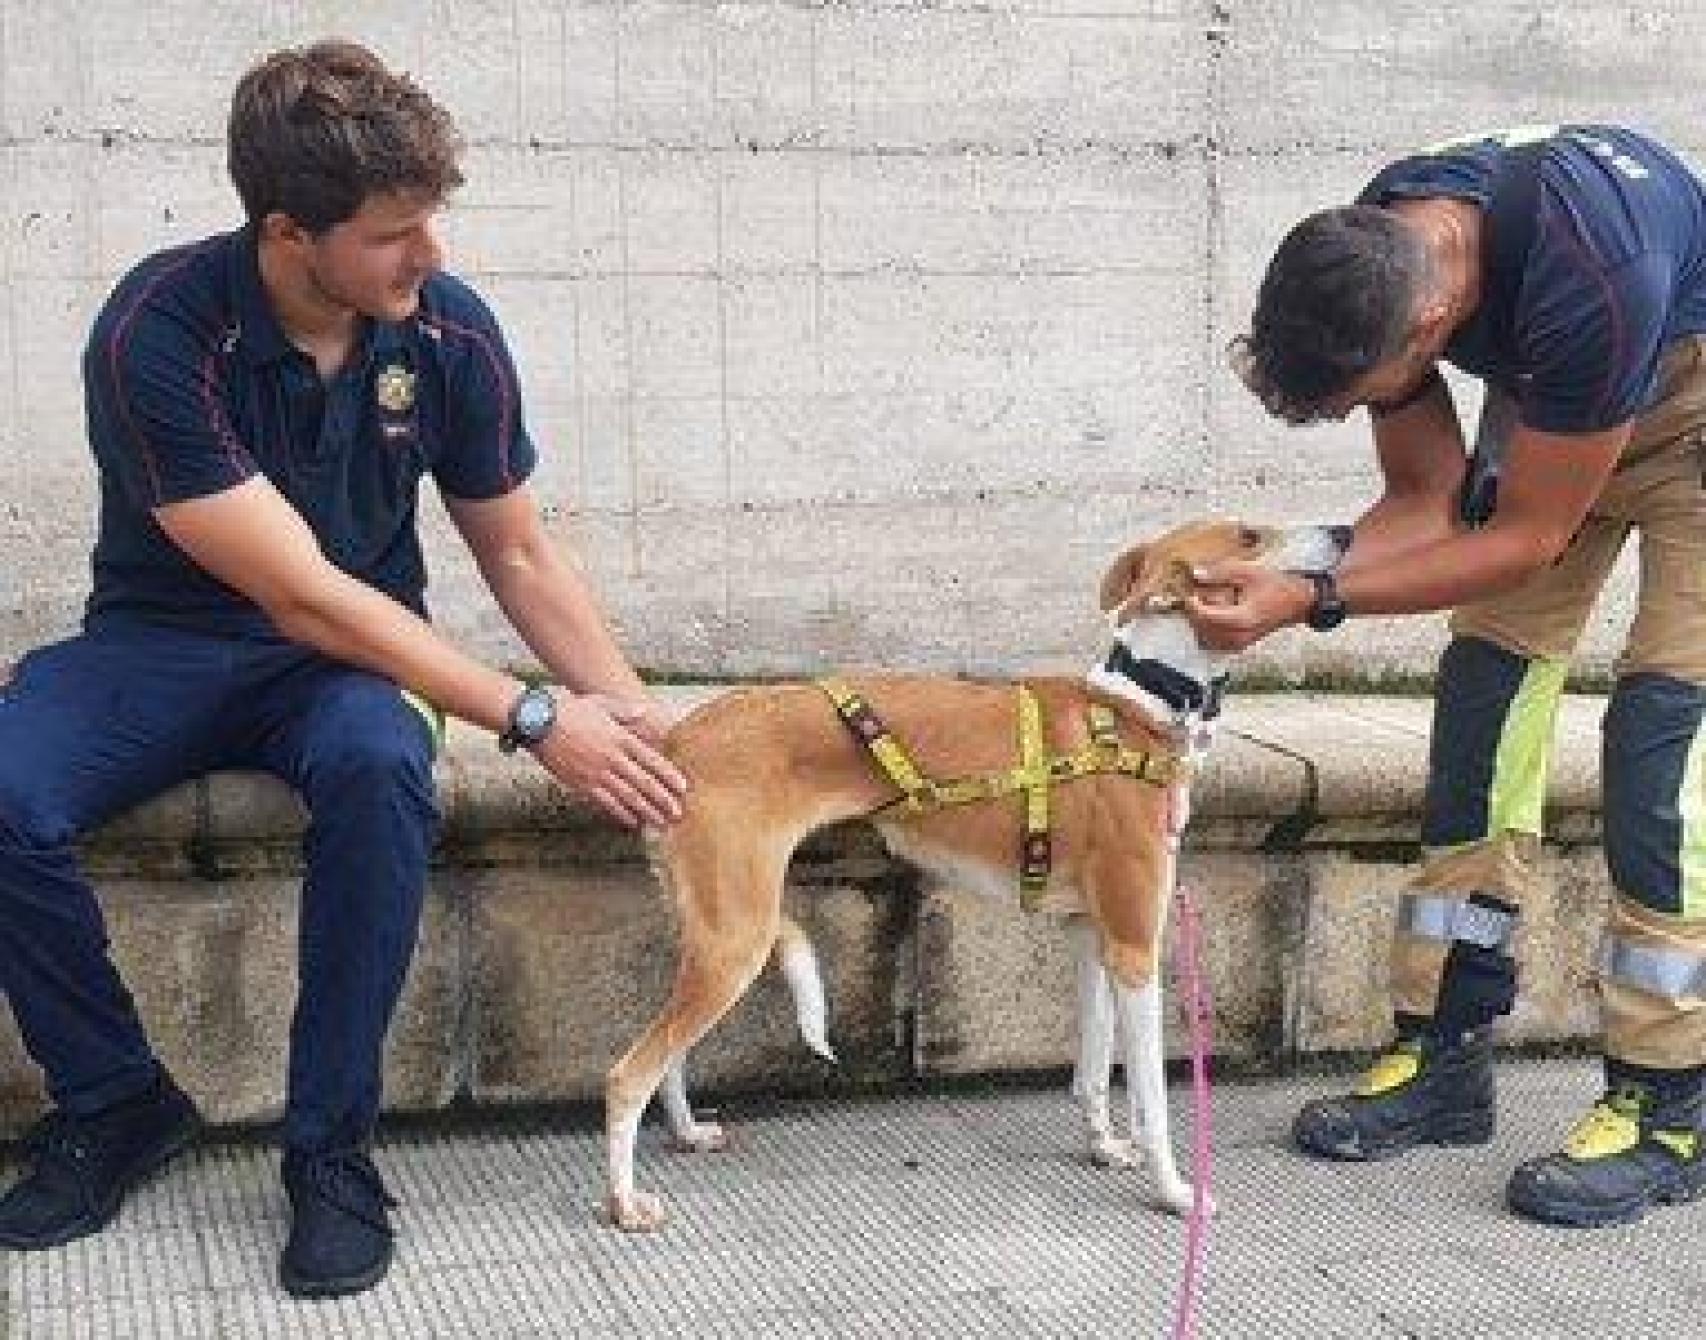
2,1,1698,681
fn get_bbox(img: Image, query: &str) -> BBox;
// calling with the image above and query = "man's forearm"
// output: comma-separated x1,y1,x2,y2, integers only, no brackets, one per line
275,574,524,733
1338,522,1555,616
481,545,647,699
1343,489,1465,573
1348,383,1471,571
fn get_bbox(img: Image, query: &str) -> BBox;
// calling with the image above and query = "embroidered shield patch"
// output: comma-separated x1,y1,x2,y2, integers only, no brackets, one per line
375,364,417,414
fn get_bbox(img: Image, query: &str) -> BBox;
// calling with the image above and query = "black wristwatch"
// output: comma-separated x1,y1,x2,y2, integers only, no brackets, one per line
498,685,557,753
1301,571,1348,632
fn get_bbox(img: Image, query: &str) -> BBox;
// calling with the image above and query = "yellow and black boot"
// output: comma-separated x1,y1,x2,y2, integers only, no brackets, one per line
1296,889,1517,1161
1506,1064,1706,1227
1294,1026,1496,1161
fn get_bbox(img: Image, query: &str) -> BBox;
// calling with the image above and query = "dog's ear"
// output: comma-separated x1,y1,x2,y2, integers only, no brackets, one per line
1101,544,1199,623
1154,560,1197,610
1098,544,1148,614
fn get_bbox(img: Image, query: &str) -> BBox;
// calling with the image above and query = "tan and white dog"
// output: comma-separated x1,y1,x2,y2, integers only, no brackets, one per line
604,519,1349,1232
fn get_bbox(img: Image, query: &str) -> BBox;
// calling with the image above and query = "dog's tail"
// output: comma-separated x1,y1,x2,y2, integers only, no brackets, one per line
775,916,837,1064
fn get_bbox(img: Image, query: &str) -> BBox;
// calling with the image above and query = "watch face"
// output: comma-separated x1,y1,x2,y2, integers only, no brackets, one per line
514,689,555,740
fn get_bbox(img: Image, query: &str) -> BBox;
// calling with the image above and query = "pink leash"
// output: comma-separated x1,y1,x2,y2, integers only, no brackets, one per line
1167,786,1214,1340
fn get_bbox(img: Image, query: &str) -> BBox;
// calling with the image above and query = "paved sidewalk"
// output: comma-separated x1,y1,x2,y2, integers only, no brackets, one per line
7,1059,1706,1338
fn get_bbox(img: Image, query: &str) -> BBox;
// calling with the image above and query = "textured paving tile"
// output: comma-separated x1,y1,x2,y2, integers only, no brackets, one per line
7,1059,1703,1338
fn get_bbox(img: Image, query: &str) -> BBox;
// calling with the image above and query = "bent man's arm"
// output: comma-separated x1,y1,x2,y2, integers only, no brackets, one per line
155,477,525,732
1334,420,1626,614
1344,373,1471,571
1185,420,1626,649
445,487,642,697
445,486,682,745
155,479,684,825
446,485,688,805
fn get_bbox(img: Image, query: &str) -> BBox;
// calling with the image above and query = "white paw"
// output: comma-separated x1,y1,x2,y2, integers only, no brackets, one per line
604,1190,670,1233
668,1121,728,1154
1154,1179,1215,1217
1088,1134,1142,1169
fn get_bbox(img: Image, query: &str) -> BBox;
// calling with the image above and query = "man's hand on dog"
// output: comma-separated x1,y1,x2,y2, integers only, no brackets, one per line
1183,561,1316,650
534,693,689,829
622,695,685,750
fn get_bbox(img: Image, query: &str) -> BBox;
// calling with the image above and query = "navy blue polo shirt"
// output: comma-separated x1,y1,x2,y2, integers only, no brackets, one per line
1358,125,1706,433
82,226,536,635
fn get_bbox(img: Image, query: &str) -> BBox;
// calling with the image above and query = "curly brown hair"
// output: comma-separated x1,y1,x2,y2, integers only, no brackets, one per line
1231,205,1432,424
227,40,464,233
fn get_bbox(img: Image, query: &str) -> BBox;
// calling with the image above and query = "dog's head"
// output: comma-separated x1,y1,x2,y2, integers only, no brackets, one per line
1087,519,1350,732
1097,519,1348,625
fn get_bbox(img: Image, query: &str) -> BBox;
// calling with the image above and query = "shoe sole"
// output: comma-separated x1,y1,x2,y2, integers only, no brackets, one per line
0,1112,201,1251
1507,1178,1705,1230
279,1241,394,1300
1296,1109,1495,1162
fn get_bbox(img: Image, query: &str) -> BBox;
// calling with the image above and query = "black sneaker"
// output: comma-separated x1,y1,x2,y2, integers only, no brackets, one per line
0,1072,201,1250
1507,1081,1706,1228
1293,1029,1495,1161
279,1147,398,1299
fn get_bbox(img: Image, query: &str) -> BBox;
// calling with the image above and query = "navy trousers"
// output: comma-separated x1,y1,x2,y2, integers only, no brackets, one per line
0,617,438,1153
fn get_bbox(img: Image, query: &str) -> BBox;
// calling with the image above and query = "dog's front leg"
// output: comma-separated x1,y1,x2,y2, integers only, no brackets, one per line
1071,918,1137,1168
1112,978,1204,1215
661,1058,728,1153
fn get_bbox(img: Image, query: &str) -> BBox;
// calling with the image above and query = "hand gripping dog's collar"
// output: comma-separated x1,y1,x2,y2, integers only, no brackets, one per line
818,678,1189,910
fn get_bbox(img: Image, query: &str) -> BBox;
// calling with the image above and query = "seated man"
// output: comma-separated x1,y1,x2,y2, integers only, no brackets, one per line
0,41,687,1297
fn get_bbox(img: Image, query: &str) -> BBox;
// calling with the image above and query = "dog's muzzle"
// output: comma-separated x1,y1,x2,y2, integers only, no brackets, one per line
1281,523,1354,575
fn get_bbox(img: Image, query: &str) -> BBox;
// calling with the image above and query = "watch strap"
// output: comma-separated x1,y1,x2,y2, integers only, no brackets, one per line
1301,570,1348,632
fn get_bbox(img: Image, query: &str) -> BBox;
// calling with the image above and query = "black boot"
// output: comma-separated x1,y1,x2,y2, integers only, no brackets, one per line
0,1071,201,1249
1507,1063,1706,1228
279,1146,398,1299
1294,1027,1495,1161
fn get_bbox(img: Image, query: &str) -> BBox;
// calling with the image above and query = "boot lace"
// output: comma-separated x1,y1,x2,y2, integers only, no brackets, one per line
21,1111,94,1168
293,1149,399,1237
16,1110,100,1201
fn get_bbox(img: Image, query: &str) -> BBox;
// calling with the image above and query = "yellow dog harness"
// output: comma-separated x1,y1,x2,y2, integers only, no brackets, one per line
818,678,1189,910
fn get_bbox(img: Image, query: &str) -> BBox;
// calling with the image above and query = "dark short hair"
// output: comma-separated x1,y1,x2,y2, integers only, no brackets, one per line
227,40,464,233
1229,205,1431,424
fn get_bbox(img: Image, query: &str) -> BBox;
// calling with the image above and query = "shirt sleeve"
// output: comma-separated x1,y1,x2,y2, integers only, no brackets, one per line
88,305,258,509
1516,249,1671,434
427,283,537,500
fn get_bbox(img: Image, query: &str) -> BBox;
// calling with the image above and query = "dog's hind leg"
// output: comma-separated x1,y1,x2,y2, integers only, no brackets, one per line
606,925,776,1231
605,836,790,1232
1070,917,1136,1169
661,1057,727,1153
655,913,836,1158
775,916,836,1062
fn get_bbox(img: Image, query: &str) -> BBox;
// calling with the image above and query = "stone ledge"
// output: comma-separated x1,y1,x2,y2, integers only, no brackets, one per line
85,689,1609,858
1,688,1612,1133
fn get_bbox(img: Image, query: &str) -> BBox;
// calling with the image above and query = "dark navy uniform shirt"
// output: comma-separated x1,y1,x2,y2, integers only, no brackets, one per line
82,226,536,635
1358,125,1706,434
